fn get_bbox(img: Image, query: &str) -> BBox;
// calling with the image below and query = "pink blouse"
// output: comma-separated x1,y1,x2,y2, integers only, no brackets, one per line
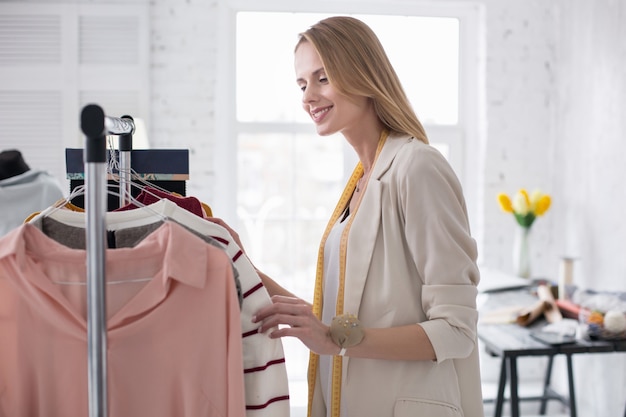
0,221,246,417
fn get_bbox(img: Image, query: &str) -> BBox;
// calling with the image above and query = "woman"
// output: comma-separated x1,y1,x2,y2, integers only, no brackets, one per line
211,16,483,417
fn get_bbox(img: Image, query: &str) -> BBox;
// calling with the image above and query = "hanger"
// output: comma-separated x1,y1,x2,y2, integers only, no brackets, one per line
105,137,175,199
27,163,168,226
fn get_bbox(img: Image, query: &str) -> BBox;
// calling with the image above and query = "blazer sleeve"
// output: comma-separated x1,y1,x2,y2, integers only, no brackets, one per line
398,142,480,363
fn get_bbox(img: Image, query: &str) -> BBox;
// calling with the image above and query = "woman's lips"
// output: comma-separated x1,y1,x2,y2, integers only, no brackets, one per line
311,106,331,123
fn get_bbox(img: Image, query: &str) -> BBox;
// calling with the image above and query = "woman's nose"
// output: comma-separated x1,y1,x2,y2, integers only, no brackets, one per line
302,85,318,103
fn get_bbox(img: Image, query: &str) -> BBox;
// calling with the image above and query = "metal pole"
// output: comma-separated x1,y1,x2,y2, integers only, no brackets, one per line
104,115,134,136
119,150,131,207
105,115,134,208
81,104,109,417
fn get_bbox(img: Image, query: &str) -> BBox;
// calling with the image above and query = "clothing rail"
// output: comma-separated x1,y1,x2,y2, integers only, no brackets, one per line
105,114,134,208
80,105,136,417
81,103,109,417
104,114,134,136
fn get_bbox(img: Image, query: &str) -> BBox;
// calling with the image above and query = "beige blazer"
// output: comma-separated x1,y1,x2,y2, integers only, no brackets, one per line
311,134,484,417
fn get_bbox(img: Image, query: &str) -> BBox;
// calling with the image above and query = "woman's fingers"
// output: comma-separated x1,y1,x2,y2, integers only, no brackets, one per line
206,217,246,251
252,296,310,324
271,295,302,304
253,296,309,323
251,295,337,355
256,312,309,332
253,297,313,334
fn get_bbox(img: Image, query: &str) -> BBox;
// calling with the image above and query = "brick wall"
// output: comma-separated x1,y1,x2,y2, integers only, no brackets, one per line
149,0,220,200
553,1,626,415
479,0,559,278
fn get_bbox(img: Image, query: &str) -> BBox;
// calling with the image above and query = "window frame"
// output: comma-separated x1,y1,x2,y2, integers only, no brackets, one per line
213,0,482,235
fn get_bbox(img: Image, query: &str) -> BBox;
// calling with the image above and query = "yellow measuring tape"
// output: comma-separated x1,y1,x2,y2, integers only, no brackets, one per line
307,130,389,417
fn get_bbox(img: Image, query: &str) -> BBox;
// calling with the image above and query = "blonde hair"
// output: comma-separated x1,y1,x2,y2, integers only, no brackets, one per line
296,16,428,144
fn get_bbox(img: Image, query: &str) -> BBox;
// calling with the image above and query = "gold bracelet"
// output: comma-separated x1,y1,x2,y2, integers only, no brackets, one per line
329,313,364,349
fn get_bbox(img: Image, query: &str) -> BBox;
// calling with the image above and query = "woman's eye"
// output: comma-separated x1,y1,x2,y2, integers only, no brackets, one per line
319,77,328,83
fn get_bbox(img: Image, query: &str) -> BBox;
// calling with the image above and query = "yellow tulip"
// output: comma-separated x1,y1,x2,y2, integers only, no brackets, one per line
512,190,530,215
497,193,513,213
520,189,531,206
535,195,551,216
529,189,543,212
498,188,551,228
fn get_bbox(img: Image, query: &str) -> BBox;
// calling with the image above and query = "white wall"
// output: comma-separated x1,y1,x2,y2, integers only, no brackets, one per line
553,1,626,415
553,0,626,292
149,0,220,202
479,0,559,277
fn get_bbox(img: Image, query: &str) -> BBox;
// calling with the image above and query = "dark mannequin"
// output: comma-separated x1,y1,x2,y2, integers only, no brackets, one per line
0,150,30,181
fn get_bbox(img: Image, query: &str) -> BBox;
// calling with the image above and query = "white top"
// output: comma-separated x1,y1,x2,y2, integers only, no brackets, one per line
0,170,64,237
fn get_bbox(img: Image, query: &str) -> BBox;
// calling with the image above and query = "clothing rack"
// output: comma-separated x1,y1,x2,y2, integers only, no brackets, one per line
105,114,134,207
66,137,189,212
80,104,136,417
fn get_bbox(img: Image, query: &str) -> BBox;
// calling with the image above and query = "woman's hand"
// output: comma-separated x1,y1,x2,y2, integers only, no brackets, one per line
253,295,339,356
206,217,247,253
206,217,298,298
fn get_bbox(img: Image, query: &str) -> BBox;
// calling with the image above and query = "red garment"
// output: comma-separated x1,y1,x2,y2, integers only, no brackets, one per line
115,186,204,217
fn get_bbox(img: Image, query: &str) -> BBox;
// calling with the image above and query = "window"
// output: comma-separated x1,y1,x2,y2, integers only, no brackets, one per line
214,3,480,415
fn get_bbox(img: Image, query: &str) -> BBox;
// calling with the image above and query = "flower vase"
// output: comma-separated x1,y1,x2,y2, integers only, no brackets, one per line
513,226,532,278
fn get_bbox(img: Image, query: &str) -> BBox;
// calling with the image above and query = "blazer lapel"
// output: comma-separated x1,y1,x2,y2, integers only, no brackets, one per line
343,135,409,316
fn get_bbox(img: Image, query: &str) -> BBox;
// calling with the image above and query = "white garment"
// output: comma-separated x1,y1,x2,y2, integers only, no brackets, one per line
0,170,64,237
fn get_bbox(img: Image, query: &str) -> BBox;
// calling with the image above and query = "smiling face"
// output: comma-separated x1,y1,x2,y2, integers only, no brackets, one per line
295,41,373,138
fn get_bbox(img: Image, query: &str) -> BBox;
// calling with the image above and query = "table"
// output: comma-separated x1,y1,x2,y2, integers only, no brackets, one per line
478,288,626,417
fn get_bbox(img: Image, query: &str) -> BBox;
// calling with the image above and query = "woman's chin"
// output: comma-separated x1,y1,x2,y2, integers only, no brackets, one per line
315,125,336,137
